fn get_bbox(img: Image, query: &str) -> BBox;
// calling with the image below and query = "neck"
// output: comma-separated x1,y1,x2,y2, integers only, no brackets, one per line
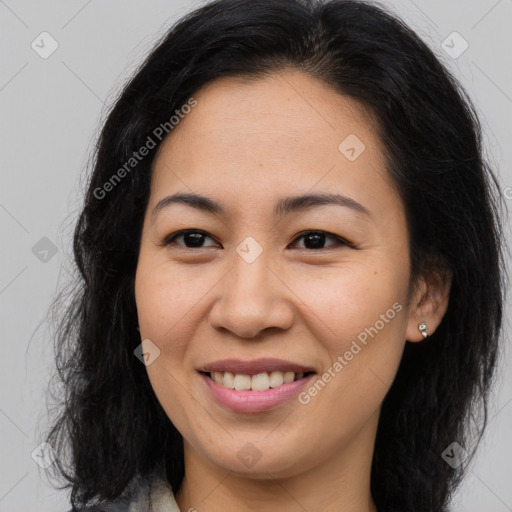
175,412,379,512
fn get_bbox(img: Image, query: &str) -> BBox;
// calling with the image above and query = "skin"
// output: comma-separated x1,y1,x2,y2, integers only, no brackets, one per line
134,69,451,512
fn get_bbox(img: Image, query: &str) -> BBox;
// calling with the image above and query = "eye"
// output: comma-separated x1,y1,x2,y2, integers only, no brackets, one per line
161,229,354,250
162,229,219,248
290,230,354,250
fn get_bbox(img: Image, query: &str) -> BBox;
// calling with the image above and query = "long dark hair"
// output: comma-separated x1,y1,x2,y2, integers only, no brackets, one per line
43,0,508,510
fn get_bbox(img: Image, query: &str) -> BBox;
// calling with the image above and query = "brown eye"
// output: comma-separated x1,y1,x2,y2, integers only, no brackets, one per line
291,231,353,250
163,230,219,248
161,229,354,251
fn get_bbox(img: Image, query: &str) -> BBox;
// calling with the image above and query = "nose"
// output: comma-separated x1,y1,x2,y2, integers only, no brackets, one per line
208,249,294,339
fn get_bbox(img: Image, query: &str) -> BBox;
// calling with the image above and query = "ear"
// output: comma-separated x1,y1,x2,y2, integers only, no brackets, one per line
405,268,452,342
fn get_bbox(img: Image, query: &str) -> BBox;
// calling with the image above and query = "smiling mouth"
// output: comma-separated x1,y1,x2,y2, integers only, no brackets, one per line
201,370,315,392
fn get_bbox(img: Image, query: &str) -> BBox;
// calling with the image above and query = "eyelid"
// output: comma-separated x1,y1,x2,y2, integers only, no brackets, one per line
159,229,218,247
160,229,356,250
292,230,355,249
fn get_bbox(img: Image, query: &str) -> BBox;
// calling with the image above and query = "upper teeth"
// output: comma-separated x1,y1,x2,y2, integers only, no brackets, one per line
210,371,305,391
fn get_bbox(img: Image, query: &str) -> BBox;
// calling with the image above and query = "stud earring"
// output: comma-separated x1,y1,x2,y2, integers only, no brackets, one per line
418,321,428,339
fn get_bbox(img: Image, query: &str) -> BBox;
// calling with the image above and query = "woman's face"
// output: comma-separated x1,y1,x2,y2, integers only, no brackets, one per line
135,69,427,481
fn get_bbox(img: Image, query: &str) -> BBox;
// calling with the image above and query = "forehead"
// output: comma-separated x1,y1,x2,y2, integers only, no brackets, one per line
149,69,399,220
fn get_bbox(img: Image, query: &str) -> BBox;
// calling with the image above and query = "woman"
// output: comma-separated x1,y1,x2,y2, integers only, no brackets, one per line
44,0,507,510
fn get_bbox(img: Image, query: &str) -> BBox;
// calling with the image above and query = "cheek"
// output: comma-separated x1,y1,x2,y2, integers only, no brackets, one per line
135,260,213,348
135,261,203,431
289,262,408,404
289,260,408,342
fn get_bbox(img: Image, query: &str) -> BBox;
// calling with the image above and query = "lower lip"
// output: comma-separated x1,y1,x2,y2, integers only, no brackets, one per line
200,372,315,413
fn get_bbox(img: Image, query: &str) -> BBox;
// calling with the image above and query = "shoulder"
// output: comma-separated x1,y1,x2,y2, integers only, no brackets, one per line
65,471,180,512
65,506,129,512
64,498,131,511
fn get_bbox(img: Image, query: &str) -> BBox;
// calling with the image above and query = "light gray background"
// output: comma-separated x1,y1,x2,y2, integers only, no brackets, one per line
0,1,511,511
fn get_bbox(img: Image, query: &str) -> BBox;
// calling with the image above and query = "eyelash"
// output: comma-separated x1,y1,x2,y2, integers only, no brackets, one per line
160,229,356,251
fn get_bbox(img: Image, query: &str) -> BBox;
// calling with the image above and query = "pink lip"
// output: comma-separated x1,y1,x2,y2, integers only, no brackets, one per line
198,357,316,376
200,372,315,413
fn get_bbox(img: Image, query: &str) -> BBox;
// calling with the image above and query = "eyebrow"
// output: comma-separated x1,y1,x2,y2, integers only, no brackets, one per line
151,191,372,221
